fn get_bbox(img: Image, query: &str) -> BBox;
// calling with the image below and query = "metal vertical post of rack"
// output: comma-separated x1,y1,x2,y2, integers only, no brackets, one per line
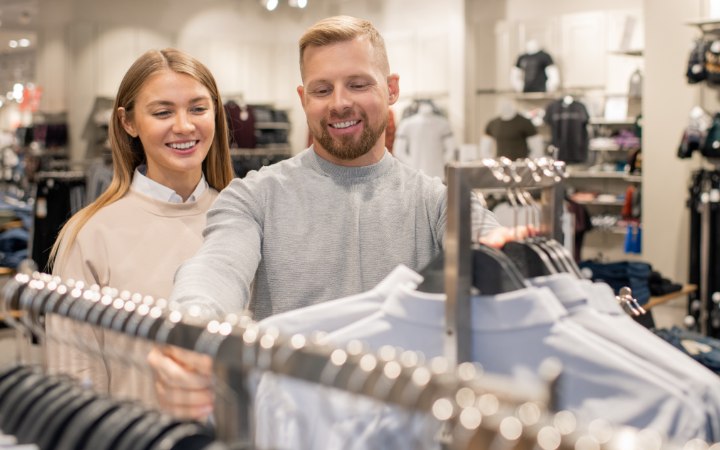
699,175,711,336
443,159,564,365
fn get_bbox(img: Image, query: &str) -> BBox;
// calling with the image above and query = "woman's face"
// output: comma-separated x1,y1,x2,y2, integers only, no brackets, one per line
119,69,215,191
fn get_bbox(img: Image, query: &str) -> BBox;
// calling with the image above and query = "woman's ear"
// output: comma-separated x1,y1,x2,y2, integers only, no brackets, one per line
118,107,138,138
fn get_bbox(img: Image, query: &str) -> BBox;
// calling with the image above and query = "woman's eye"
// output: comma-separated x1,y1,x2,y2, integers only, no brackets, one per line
152,111,171,118
191,106,209,114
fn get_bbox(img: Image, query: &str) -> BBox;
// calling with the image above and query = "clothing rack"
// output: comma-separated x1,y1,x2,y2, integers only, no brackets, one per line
444,158,565,365
0,271,677,450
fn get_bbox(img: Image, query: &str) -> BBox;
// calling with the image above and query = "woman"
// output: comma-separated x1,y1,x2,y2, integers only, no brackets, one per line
47,48,234,403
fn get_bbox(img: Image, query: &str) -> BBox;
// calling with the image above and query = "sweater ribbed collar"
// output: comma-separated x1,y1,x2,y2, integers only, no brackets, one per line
304,146,393,181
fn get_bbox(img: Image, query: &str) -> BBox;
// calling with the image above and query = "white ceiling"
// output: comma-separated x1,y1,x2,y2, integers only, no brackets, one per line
0,0,38,98
0,0,38,54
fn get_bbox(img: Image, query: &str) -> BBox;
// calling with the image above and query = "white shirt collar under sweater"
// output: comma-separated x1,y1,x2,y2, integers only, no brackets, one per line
380,284,567,332
306,146,393,181
131,165,207,203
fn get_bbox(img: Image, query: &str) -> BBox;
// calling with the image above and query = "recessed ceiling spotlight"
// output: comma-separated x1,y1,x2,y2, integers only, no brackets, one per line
18,38,29,47
259,0,279,11
289,0,308,7
18,10,31,25
8,40,17,48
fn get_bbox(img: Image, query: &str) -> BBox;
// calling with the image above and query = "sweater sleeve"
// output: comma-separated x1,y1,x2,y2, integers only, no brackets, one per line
435,182,500,249
53,224,109,287
170,177,263,318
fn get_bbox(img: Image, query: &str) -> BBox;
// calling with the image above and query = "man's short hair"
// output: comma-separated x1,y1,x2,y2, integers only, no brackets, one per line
299,15,390,79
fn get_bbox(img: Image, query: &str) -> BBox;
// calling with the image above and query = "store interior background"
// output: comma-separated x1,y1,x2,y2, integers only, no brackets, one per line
0,0,714,326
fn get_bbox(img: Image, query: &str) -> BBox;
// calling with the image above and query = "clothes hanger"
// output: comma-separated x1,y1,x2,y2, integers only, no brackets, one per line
416,254,446,293
81,403,152,450
496,186,558,277
146,421,218,450
472,243,528,295
0,370,63,435
53,396,125,450
510,160,584,279
14,380,76,444
33,388,99,450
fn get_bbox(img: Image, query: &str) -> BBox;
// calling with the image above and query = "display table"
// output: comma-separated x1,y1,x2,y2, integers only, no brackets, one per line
643,284,697,310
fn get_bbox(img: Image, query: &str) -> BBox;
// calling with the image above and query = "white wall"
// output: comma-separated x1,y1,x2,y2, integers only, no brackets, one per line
34,0,468,162
642,0,703,282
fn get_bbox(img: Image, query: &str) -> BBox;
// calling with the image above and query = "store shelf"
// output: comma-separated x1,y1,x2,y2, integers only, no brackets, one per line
255,121,291,130
589,117,637,126
588,226,630,235
230,146,292,157
574,199,625,206
567,171,642,183
588,144,640,152
686,18,720,33
643,284,698,310
608,49,644,57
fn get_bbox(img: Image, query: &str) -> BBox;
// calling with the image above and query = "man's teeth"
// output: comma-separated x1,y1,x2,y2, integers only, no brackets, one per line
169,141,197,150
331,121,358,129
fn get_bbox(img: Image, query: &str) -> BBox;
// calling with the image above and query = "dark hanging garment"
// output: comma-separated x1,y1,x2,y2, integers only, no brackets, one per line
687,39,709,84
30,174,85,272
224,101,256,149
686,169,720,337
544,99,590,163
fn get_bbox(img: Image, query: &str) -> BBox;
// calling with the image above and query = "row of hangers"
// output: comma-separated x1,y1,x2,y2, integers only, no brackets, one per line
442,157,647,368
0,364,220,450
0,270,668,450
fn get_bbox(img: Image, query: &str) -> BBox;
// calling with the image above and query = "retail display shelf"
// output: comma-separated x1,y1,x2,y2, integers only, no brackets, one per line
588,226,630,235
608,49,643,57
643,284,698,310
230,146,292,157
567,171,642,182
686,18,720,32
589,118,637,126
573,199,625,206
254,121,291,130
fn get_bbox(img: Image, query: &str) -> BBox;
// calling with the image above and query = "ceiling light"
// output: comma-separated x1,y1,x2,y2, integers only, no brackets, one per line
18,38,29,47
260,0,278,11
289,0,308,7
18,10,30,25
8,40,17,48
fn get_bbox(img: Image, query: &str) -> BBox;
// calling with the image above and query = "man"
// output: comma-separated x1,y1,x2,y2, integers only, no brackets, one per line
150,15,499,419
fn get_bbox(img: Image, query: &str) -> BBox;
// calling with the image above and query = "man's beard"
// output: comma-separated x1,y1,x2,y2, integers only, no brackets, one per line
313,110,386,161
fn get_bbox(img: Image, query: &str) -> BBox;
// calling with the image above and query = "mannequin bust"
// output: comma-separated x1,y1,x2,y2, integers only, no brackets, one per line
480,98,544,159
511,39,559,93
393,100,456,180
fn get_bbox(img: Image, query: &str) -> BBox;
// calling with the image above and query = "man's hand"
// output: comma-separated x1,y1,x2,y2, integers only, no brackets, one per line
147,345,215,420
478,225,537,248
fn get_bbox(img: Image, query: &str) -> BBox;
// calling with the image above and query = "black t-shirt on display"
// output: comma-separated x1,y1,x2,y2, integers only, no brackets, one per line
485,115,538,160
544,99,590,164
515,50,554,93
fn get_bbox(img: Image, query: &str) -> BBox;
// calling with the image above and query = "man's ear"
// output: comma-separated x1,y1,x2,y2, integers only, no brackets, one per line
297,85,306,108
118,107,138,138
387,74,400,105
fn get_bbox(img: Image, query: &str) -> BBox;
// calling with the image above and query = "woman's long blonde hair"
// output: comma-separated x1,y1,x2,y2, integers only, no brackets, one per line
49,48,234,271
